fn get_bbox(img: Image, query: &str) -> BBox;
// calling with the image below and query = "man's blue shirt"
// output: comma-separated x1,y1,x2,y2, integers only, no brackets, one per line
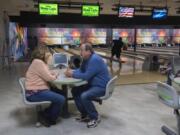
72,53,111,88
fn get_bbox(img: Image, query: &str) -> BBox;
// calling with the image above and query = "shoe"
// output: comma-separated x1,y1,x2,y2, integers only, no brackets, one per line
39,114,51,127
87,117,101,128
48,119,57,125
38,111,56,126
75,115,90,122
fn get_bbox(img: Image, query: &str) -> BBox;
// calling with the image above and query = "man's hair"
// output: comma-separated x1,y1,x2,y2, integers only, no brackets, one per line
81,43,94,53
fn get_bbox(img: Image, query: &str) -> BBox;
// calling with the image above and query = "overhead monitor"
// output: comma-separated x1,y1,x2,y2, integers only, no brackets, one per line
118,7,135,18
39,3,58,15
152,8,168,19
82,5,100,17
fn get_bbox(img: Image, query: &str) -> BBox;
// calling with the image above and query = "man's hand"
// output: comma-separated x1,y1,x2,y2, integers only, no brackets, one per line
65,68,73,77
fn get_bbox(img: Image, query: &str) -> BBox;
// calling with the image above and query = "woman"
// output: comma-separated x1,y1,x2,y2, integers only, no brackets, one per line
25,48,65,127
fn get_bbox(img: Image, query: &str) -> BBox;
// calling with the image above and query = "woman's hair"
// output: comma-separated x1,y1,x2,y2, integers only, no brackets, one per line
30,47,46,63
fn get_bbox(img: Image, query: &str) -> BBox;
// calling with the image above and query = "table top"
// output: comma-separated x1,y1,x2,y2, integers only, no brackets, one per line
54,74,83,84
51,69,87,87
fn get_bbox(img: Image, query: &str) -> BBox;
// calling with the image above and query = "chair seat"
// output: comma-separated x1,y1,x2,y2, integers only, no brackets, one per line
99,95,108,100
93,98,102,105
24,100,51,106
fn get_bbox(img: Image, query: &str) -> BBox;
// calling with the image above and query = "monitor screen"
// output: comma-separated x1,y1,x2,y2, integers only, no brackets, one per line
39,3,58,15
118,7,134,18
53,53,68,67
152,8,168,19
82,5,99,17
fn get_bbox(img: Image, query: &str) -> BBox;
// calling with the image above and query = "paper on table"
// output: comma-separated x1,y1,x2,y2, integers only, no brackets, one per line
57,74,66,80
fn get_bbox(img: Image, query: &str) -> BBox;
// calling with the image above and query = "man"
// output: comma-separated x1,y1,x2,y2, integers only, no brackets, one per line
111,37,123,65
65,43,110,128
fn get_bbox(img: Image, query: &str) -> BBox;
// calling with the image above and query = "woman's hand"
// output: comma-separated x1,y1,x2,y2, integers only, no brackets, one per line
51,70,59,78
65,68,73,77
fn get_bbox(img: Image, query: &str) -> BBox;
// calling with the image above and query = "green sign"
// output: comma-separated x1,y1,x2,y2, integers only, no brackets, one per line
82,5,99,17
39,3,58,15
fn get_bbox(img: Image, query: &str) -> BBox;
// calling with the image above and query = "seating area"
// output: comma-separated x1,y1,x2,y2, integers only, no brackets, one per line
157,81,180,135
0,43,178,134
0,65,177,135
157,57,180,135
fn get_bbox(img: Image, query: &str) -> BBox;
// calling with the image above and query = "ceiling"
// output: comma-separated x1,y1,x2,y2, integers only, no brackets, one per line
0,0,179,16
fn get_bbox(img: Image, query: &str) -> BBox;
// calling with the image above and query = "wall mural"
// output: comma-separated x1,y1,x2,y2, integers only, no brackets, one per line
136,29,170,44
9,22,27,61
113,29,135,45
27,27,180,47
29,28,107,45
173,29,180,44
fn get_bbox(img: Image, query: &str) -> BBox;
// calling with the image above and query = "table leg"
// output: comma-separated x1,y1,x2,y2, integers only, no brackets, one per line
61,85,70,118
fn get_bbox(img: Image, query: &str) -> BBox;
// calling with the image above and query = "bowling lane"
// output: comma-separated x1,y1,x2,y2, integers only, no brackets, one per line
133,46,179,53
53,47,166,85
95,48,166,84
127,47,178,56
94,49,144,74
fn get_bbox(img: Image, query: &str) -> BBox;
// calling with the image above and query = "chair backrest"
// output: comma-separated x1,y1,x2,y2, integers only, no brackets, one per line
171,56,180,75
52,53,68,68
70,55,82,69
19,77,30,105
156,81,179,109
100,76,118,100
19,77,51,105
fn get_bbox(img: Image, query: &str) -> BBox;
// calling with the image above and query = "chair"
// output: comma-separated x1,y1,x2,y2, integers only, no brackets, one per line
19,77,51,127
52,53,69,68
95,76,118,104
69,55,82,69
156,81,180,135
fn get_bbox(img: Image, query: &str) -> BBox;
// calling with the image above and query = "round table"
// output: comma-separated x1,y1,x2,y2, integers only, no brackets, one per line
51,73,87,118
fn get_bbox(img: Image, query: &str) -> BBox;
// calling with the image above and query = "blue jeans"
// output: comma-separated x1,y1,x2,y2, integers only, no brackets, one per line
26,89,65,121
71,85,105,120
